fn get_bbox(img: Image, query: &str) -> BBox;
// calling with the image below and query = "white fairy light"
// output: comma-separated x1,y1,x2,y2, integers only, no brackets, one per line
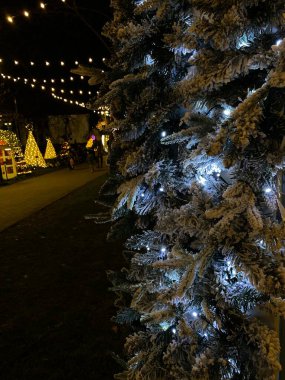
161,131,167,137
171,328,176,334
264,187,272,194
198,176,206,185
276,39,283,46
161,247,166,253
159,187,164,192
89,58,93,63
192,311,198,318
223,107,232,117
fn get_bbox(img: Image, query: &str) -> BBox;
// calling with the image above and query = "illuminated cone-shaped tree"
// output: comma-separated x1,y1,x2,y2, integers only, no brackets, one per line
97,0,285,379
24,130,47,167
44,138,57,160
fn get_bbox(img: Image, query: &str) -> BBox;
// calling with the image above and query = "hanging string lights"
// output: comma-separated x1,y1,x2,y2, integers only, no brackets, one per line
0,72,91,109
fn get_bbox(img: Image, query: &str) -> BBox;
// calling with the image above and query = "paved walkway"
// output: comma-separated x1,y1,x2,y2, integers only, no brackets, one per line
0,164,106,232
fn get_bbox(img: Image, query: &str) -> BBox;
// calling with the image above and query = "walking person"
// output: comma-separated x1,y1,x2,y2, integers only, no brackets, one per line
86,148,96,172
94,139,104,168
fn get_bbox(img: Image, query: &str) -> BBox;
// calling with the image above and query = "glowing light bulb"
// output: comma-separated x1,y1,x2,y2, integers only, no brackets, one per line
14,60,19,65
172,328,176,334
161,247,166,253
0,59,2,63
61,89,65,93
102,57,106,61
33,79,36,82
43,79,47,83
6,16,14,23
159,187,164,192
276,39,283,46
223,108,232,116
192,311,198,318
88,91,91,95
80,75,84,80
70,90,74,94
79,90,83,94
161,131,167,137
45,61,50,66
198,176,206,185
141,193,145,197
60,61,65,66
75,61,79,65
265,187,272,193
40,2,46,9
51,79,55,83
51,88,55,92
23,10,30,17
61,79,65,83
30,61,34,66
101,70,104,73
41,85,46,90
70,76,74,81
88,58,93,63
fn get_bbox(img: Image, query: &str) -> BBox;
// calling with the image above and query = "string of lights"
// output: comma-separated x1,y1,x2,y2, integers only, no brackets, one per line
5,1,73,25
0,73,93,96
0,57,106,67
0,72,90,110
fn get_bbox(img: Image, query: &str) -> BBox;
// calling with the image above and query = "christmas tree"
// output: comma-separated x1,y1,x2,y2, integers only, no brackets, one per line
98,0,285,379
24,128,47,168
44,138,57,160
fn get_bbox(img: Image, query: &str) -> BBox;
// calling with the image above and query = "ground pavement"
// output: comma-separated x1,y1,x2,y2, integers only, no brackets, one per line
0,167,125,380
0,163,103,232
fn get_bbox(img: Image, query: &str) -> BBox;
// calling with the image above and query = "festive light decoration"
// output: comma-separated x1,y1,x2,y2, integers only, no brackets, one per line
0,129,30,175
44,138,57,159
24,127,47,167
0,56,96,67
0,72,91,109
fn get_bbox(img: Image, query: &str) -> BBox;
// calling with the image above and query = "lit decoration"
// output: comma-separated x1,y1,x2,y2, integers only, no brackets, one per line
264,187,272,193
24,126,47,167
161,131,167,137
40,2,46,9
223,107,233,117
0,129,30,175
0,144,18,180
0,72,90,109
23,10,30,17
44,138,57,159
6,16,14,23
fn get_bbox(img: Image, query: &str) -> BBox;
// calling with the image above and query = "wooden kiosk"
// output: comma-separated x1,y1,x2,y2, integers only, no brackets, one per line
0,139,18,180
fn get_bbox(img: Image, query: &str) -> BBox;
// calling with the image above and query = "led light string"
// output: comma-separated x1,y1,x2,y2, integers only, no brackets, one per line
0,72,89,110
0,73,93,96
0,57,106,67
5,1,84,25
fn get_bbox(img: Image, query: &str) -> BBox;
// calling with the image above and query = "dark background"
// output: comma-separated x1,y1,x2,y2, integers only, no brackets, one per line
0,0,111,116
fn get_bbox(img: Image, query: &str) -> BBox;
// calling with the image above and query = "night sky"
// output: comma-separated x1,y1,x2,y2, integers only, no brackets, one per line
0,0,111,116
